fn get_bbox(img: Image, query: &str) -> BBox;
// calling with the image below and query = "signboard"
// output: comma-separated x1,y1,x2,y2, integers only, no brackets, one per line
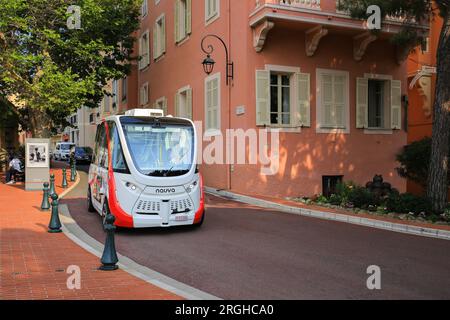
25,138,50,191
26,142,49,168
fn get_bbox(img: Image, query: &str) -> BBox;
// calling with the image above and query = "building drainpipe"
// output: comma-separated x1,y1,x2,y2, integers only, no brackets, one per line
226,0,232,191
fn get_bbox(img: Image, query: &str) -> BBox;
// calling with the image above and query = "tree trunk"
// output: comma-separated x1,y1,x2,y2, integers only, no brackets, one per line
29,108,52,138
427,10,450,213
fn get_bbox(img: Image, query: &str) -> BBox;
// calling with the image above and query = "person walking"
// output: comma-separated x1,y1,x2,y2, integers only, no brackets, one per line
5,155,23,185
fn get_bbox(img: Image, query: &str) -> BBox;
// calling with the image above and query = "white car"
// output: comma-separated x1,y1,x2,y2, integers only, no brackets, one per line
53,142,75,161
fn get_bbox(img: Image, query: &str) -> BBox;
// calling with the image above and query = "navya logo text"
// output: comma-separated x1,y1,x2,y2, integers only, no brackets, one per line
156,188,177,194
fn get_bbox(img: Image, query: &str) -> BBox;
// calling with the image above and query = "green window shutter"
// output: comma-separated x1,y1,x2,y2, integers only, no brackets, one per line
175,0,180,43
255,70,270,126
322,74,333,127
186,0,192,35
391,80,402,130
296,72,310,127
161,16,166,54
187,88,193,120
153,27,157,59
175,93,180,117
138,37,143,69
356,77,368,129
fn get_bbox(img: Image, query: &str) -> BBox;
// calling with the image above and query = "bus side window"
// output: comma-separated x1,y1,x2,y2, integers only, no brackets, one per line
109,121,129,174
92,124,102,165
98,124,107,169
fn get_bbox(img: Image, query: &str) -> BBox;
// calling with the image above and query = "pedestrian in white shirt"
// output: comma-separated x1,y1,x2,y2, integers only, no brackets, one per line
6,155,22,185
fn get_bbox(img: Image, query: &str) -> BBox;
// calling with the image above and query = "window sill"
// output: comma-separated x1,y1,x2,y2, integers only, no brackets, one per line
154,53,165,63
363,128,393,135
204,129,222,137
205,13,220,26
176,35,190,46
316,126,350,134
139,64,150,72
255,125,303,133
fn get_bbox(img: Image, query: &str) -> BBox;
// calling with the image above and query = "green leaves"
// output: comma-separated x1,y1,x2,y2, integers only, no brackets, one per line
0,0,141,132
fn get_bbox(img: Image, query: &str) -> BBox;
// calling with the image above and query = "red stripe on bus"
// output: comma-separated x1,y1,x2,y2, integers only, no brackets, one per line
194,173,205,224
105,121,134,228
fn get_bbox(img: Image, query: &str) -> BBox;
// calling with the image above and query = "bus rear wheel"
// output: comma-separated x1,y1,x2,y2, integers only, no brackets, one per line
87,187,95,213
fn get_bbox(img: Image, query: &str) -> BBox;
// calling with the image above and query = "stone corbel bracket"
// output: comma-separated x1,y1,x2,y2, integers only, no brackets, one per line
253,20,275,53
305,26,328,57
353,32,377,61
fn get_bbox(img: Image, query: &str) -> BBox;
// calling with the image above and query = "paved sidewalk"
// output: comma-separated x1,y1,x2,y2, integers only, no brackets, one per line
0,169,180,300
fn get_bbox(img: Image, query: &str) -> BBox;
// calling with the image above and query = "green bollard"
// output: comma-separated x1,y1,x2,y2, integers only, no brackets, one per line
70,164,75,182
99,214,119,271
41,182,50,211
49,174,55,196
48,193,62,233
62,168,68,188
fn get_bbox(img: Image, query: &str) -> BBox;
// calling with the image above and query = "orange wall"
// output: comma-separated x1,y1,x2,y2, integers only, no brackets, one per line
135,0,409,198
406,9,449,197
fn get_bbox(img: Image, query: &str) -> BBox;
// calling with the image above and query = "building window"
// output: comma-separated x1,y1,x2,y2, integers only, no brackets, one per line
121,78,127,102
205,0,219,24
205,73,220,132
255,67,311,128
140,83,149,106
356,75,402,130
155,97,168,115
175,86,193,119
89,113,95,124
154,15,166,60
141,0,148,18
175,0,192,43
368,79,389,128
270,73,291,126
322,176,343,198
139,30,150,70
316,68,349,133
112,80,118,109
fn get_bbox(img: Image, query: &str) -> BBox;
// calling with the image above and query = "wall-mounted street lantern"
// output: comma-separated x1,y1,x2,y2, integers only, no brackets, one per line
201,34,234,86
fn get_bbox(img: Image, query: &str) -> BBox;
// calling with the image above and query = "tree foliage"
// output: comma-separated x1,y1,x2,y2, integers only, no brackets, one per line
0,0,141,134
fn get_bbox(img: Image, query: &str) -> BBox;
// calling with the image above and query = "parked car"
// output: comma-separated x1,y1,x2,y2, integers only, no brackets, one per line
73,146,93,164
53,142,75,161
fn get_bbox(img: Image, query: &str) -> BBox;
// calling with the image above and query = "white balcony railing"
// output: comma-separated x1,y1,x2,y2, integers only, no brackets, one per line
279,0,321,10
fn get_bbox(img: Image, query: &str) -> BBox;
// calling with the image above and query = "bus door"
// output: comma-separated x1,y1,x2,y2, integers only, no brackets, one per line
92,122,108,208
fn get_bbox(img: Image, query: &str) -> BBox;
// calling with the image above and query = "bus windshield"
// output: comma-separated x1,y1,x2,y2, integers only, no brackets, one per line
121,118,195,177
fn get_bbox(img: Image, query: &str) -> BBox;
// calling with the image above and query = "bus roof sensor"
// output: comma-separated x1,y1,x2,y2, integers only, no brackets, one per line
125,109,164,117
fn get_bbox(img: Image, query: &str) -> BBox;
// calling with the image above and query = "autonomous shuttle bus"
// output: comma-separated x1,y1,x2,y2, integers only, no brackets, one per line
87,109,205,228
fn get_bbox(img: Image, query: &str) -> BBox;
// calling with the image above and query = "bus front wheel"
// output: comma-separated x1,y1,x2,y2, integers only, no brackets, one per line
194,210,205,227
87,187,95,213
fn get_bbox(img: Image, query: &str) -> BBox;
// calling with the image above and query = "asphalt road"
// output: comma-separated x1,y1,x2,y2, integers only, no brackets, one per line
63,171,450,300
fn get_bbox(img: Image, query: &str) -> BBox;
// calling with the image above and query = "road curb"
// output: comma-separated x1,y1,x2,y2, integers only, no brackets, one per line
58,174,220,300
205,187,450,241
59,170,80,200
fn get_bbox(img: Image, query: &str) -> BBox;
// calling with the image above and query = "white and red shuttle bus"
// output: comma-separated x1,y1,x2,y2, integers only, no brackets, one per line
87,109,205,228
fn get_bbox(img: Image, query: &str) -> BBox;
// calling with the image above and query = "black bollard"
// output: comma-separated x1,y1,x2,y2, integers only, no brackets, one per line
62,168,68,188
99,214,119,271
48,193,62,233
41,182,50,211
70,164,75,182
49,174,56,196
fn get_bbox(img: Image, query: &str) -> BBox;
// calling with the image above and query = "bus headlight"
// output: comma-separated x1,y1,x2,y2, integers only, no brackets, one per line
125,182,138,191
185,180,198,193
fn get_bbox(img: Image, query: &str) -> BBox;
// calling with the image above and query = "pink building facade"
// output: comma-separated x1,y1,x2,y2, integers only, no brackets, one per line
133,0,428,198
